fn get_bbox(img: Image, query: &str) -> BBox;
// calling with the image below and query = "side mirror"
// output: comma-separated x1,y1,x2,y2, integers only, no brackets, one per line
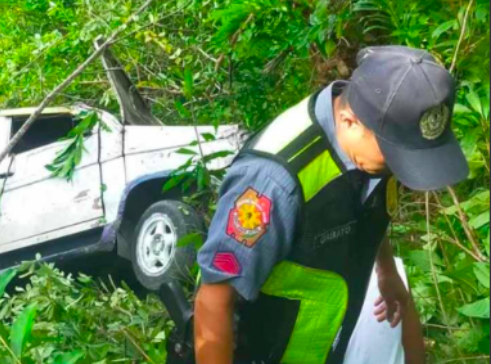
0,156,15,179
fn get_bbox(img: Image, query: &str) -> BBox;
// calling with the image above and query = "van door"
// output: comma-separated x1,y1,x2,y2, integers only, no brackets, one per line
0,113,104,253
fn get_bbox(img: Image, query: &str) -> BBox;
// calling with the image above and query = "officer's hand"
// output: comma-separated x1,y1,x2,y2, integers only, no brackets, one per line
374,270,410,328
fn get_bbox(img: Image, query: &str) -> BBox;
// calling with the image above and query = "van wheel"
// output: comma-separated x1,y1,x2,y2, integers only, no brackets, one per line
131,200,202,290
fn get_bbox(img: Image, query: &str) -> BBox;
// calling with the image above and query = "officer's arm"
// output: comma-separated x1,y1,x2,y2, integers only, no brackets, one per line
376,236,397,273
195,159,299,363
195,283,236,364
375,237,410,328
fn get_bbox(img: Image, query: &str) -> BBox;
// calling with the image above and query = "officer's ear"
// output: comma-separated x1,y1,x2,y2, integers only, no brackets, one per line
338,108,364,132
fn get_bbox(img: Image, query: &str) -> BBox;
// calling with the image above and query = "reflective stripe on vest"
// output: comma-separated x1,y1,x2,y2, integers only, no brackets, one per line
261,261,348,364
298,150,341,202
250,96,342,202
253,97,313,155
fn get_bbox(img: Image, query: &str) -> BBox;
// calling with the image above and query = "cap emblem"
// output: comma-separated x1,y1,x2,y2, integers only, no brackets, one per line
420,104,449,140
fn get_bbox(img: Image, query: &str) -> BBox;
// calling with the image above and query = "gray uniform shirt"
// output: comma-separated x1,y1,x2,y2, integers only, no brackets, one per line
198,81,380,301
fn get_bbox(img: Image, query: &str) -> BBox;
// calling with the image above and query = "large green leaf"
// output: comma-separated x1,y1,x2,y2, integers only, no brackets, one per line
408,250,444,272
458,297,490,319
453,103,473,114
467,91,484,117
175,148,198,156
200,133,216,142
163,173,188,192
10,304,38,358
469,212,490,229
443,265,480,295
474,263,490,289
431,20,456,39
0,269,17,299
54,350,84,364
444,190,489,215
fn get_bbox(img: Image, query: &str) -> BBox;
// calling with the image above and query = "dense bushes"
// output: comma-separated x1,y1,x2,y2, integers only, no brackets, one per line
0,0,489,362
0,263,169,363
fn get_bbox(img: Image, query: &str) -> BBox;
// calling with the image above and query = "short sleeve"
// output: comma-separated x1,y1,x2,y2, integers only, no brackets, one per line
197,156,301,301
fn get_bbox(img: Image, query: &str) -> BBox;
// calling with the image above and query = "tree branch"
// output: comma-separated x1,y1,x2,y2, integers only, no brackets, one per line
0,0,156,165
450,0,475,74
425,193,451,332
433,191,485,262
446,186,486,261
205,13,255,96
438,356,490,364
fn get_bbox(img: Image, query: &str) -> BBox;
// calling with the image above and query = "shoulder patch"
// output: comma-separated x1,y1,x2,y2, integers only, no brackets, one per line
213,252,241,275
227,188,272,248
386,177,398,218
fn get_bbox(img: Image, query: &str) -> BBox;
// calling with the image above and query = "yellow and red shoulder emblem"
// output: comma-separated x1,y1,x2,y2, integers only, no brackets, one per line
386,177,398,218
227,188,272,248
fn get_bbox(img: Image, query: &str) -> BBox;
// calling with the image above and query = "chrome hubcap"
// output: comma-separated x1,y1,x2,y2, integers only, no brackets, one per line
137,213,177,277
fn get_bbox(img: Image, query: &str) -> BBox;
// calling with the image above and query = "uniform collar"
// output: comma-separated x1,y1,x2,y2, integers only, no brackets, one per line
314,81,357,171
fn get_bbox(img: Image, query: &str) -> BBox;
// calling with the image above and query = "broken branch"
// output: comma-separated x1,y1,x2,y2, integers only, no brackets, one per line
0,0,156,165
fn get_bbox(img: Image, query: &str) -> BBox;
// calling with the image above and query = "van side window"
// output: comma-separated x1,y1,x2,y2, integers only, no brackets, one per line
10,115,76,154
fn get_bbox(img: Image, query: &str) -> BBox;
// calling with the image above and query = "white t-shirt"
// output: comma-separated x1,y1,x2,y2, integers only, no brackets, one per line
343,258,408,364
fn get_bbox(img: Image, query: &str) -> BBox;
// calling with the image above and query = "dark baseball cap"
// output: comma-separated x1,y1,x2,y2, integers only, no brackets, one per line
347,46,469,191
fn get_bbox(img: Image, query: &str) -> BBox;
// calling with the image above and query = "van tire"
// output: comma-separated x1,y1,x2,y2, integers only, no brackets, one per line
131,200,202,290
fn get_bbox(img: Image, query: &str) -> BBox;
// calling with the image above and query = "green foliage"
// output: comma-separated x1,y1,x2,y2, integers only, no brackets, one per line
0,270,18,299
53,350,84,364
0,262,169,363
11,304,38,359
45,111,109,180
357,1,490,360
0,0,489,362
458,297,490,319
0,0,354,131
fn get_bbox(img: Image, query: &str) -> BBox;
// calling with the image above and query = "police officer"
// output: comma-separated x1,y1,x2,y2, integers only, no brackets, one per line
194,46,469,364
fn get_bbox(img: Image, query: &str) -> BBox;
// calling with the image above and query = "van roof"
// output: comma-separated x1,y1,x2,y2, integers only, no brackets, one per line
0,107,74,118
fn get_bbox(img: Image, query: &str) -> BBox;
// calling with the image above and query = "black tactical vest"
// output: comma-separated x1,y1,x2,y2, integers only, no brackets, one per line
235,93,391,364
